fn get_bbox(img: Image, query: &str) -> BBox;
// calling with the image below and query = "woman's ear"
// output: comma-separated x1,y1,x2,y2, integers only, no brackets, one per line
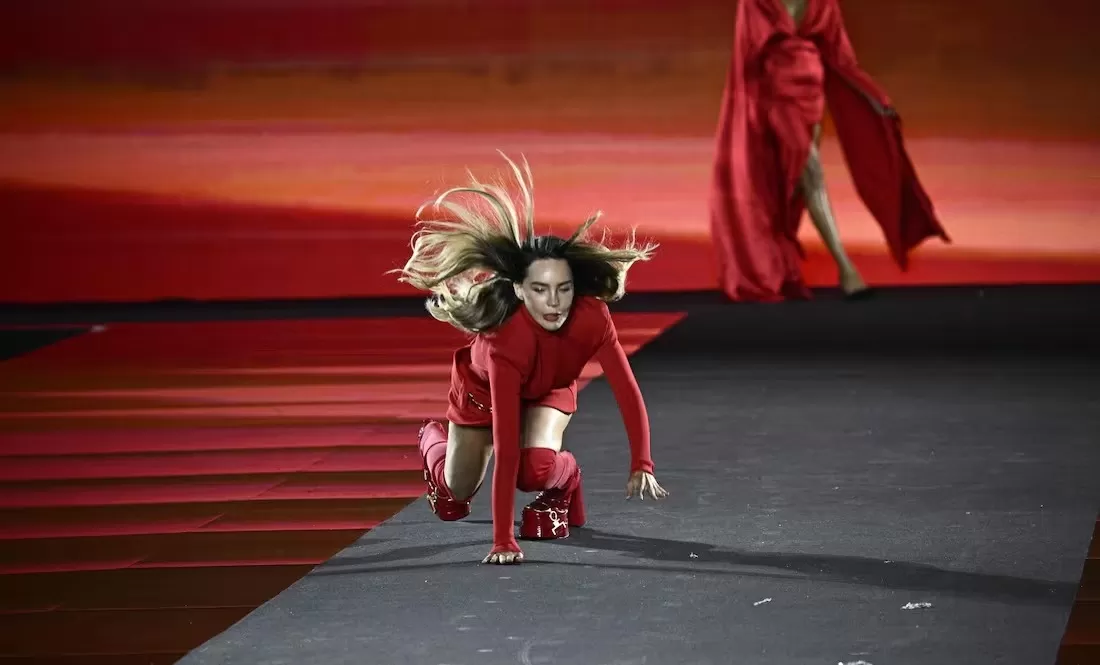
512,281,524,301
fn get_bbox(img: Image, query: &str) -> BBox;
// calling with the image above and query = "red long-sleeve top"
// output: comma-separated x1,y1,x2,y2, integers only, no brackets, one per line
464,296,654,553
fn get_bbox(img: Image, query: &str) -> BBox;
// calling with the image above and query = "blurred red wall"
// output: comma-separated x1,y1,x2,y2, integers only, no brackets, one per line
1,0,1098,302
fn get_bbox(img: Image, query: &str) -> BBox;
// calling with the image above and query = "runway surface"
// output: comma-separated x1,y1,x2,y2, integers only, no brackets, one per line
2,285,1098,664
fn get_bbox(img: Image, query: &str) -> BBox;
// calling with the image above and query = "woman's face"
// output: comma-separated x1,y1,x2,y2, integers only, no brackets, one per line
515,258,574,331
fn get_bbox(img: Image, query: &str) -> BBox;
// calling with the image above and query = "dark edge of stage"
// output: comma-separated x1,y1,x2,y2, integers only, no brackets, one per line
0,283,1096,320
2,284,1098,355
0,287,723,324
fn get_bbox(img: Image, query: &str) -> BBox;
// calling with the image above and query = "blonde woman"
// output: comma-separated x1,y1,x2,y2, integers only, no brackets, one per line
393,154,669,565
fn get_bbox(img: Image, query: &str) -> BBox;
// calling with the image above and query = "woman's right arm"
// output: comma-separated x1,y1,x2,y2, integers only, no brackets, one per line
485,352,524,559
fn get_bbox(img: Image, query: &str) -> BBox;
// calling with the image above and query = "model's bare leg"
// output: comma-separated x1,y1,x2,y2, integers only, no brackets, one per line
801,125,868,296
517,406,585,538
418,420,490,520
443,424,493,501
520,406,571,453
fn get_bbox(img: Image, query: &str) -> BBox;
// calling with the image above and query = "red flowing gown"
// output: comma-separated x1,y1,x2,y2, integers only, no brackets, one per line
709,0,950,301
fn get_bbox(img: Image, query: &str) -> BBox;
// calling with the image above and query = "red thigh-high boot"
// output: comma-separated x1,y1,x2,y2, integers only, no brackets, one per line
516,448,586,540
417,420,471,521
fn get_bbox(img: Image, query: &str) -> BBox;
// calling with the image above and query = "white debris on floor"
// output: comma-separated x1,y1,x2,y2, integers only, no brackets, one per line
752,597,772,606
901,601,933,610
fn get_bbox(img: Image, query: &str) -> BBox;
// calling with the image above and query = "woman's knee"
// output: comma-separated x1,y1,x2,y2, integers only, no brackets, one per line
517,448,577,493
442,472,473,501
517,448,556,492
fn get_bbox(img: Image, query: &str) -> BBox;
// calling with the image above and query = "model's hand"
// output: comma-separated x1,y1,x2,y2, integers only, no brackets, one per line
482,548,524,565
626,471,669,500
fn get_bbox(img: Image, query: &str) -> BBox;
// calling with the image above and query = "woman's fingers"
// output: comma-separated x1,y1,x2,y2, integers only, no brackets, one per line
482,551,524,565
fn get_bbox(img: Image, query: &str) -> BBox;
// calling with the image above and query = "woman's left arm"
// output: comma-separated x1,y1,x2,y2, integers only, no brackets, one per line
594,320,655,476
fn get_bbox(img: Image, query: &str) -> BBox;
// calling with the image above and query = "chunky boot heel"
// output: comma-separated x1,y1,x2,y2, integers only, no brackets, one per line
567,470,586,527
519,497,571,540
518,469,582,539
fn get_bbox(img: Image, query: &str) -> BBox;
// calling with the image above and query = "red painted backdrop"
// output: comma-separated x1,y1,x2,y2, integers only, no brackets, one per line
2,0,1098,303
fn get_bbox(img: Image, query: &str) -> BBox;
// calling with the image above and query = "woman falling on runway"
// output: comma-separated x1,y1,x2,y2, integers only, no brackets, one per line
393,154,669,565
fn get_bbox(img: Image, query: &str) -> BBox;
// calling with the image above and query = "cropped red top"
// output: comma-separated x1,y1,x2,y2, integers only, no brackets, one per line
452,296,654,553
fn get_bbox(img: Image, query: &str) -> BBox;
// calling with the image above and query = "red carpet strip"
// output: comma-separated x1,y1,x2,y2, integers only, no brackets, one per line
0,313,683,663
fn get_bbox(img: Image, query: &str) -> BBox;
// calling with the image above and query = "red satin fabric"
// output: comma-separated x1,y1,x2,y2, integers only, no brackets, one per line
710,0,950,301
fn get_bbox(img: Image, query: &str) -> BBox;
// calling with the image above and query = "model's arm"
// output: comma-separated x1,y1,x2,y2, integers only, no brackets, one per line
595,321,655,475
487,352,523,555
818,0,894,114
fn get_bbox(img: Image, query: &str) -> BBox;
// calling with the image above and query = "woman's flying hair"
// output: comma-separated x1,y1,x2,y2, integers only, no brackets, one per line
391,152,656,334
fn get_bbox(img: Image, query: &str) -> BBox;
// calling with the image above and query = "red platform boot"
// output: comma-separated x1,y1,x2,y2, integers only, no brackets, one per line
519,451,586,540
417,420,471,521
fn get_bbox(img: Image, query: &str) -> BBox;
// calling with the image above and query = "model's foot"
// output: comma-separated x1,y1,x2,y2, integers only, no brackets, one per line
840,270,872,299
844,287,875,301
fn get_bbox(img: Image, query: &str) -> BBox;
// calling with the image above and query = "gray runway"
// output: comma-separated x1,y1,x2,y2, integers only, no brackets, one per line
178,287,1100,665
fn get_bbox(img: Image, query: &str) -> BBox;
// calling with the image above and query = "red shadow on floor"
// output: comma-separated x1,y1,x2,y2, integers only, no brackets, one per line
0,312,684,663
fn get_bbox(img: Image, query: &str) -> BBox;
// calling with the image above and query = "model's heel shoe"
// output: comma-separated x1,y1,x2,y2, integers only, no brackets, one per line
568,471,586,528
519,469,583,540
417,420,470,522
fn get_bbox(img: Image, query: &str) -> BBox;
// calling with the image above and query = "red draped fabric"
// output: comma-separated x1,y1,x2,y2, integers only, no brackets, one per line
709,0,950,301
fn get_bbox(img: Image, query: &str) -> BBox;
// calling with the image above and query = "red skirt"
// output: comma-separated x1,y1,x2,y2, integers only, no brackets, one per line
445,347,577,427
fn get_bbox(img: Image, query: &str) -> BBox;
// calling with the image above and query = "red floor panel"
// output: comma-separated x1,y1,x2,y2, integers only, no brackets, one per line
0,515,217,540
0,475,425,508
0,655,185,665
0,312,683,662
0,565,318,612
0,498,411,539
0,607,259,656
0,424,414,456
0,446,418,482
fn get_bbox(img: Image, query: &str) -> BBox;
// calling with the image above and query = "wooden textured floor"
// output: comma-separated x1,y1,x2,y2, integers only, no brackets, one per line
0,313,683,664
